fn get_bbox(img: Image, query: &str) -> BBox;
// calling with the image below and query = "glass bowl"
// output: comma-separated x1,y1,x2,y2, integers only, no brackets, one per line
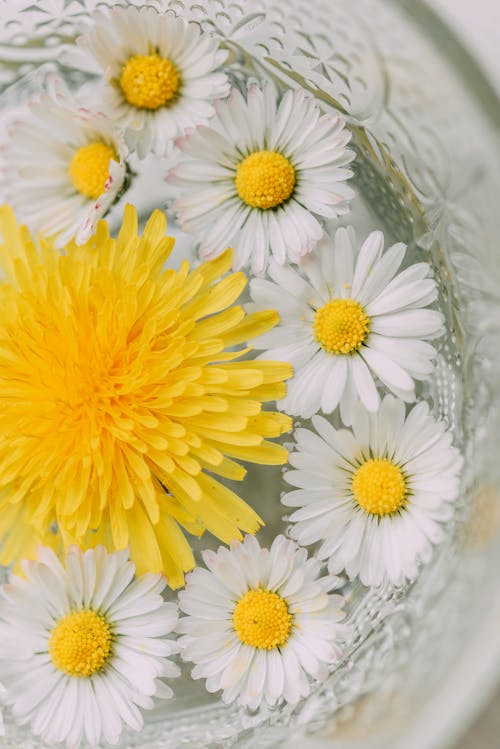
0,1,500,748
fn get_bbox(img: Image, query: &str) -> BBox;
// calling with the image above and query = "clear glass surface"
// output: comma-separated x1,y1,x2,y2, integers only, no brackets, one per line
1,1,500,747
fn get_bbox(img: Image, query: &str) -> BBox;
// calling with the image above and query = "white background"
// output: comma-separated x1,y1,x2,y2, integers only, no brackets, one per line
427,0,500,94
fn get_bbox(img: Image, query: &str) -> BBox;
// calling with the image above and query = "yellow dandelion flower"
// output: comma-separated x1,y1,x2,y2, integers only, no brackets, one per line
0,205,292,587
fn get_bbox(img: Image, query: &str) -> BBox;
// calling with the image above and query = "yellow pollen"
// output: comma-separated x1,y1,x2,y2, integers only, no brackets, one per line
120,53,181,110
233,589,292,649
236,150,296,209
314,298,370,355
352,458,407,516
48,609,112,678
69,142,117,199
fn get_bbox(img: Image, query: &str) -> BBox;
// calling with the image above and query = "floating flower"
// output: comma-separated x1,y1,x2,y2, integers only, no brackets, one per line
250,227,444,424
0,546,179,747
2,77,128,249
0,546,179,748
283,395,463,587
80,6,230,158
0,205,292,586
169,83,354,274
177,534,348,708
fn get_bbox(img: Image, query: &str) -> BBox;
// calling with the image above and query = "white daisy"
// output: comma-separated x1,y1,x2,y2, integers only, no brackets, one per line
283,395,463,588
250,226,445,424
80,5,230,158
2,77,128,249
168,82,355,274
177,534,348,709
0,546,179,748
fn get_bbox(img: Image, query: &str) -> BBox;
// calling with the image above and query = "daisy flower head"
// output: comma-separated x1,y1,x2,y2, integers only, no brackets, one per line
0,205,292,587
283,395,463,588
2,77,128,249
0,545,179,748
80,5,230,158
250,226,445,424
169,82,355,274
177,534,348,709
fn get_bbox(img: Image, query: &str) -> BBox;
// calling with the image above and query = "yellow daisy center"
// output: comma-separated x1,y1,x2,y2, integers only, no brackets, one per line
233,588,293,649
48,609,112,677
352,458,407,516
120,53,181,110
69,142,117,200
236,150,296,209
314,298,370,355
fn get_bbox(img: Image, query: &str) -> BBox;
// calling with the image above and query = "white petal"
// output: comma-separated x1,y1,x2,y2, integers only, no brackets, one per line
350,355,380,412
356,242,406,305
351,230,385,298
320,356,348,413
370,309,444,338
219,645,255,690
361,346,414,394
366,278,437,316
